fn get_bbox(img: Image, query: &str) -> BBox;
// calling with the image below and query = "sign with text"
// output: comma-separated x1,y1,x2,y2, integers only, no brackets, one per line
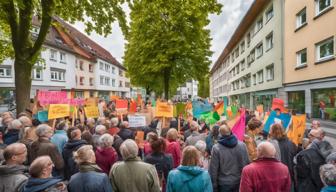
155,101,173,118
38,91,68,106
128,115,146,127
85,98,98,106
48,104,70,119
37,110,48,122
84,106,99,118
69,98,85,106
116,99,128,109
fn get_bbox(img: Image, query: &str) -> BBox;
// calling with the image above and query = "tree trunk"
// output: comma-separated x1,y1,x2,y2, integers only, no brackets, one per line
14,58,32,114
163,68,170,100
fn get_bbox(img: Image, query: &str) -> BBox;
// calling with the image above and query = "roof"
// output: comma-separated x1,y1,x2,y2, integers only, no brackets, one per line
210,0,269,74
53,17,126,70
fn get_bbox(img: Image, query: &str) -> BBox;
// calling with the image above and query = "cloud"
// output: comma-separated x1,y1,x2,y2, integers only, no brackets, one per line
72,0,253,67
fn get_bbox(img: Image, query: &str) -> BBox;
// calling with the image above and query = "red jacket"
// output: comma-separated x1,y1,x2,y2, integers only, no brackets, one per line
240,158,291,192
165,140,181,168
95,147,118,174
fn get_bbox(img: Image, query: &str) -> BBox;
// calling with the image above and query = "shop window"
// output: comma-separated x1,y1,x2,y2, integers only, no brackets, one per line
288,91,305,114
312,88,336,121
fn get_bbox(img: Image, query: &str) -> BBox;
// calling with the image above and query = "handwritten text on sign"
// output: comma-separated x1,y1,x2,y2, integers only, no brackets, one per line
84,106,99,118
48,104,70,119
38,91,67,106
155,102,173,118
128,115,146,127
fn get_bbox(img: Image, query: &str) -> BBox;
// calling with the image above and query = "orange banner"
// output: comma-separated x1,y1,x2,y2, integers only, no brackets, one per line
287,114,306,145
155,101,173,118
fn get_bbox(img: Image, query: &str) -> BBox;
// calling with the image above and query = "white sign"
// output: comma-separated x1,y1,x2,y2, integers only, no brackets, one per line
128,115,146,127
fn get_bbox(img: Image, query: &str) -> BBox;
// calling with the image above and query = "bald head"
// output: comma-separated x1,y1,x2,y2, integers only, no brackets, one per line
257,141,276,159
219,124,231,136
3,143,27,164
309,128,324,142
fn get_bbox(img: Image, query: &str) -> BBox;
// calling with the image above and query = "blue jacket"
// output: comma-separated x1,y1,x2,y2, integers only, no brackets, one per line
22,177,62,192
51,130,68,154
68,171,112,192
322,186,336,192
166,166,212,192
4,129,19,145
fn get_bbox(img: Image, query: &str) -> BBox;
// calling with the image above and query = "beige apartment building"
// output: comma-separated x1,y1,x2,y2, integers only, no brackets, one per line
284,0,336,121
211,0,284,110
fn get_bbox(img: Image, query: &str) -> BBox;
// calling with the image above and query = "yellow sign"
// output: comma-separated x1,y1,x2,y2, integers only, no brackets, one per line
84,106,99,118
85,98,98,106
287,114,306,145
48,104,70,119
155,101,173,118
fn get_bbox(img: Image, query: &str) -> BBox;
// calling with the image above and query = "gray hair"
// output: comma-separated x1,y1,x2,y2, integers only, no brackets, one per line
8,119,23,130
190,121,200,132
111,118,119,127
18,116,32,127
98,134,114,148
120,139,138,160
95,125,106,135
97,117,106,125
327,152,336,164
35,124,52,137
195,140,206,153
86,118,95,125
320,164,336,186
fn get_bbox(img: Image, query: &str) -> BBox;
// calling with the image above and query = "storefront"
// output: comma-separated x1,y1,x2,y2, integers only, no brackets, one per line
288,91,305,114
253,90,277,112
312,88,336,121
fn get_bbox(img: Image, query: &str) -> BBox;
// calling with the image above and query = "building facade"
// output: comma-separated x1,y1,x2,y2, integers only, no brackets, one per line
211,0,284,111
284,0,336,120
174,79,198,101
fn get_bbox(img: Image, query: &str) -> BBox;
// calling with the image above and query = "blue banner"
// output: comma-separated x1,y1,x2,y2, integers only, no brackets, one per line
263,110,291,133
192,100,213,119
37,110,48,122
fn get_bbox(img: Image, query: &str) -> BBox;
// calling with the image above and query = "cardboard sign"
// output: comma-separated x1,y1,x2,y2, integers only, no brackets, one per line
287,114,306,145
85,98,98,106
38,91,68,106
116,99,128,109
128,115,146,127
69,98,85,106
155,101,173,118
37,110,48,122
48,104,70,119
84,106,99,118
135,131,145,147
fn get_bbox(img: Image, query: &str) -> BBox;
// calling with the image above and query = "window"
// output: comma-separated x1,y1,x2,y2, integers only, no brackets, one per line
80,77,84,85
79,60,84,71
50,70,65,81
246,74,251,87
296,48,307,66
266,32,274,51
33,67,42,80
296,8,307,29
112,67,115,74
125,82,130,88
50,49,57,61
0,67,12,77
100,76,104,85
55,37,63,44
257,70,264,84
256,43,263,58
241,59,246,71
119,69,123,76
266,64,274,81
236,65,240,75
240,41,245,53
255,18,263,33
60,52,66,63
89,64,93,72
265,5,274,22
253,74,257,85
316,37,334,61
105,64,110,72
75,60,78,68
250,49,255,63
99,62,104,70
112,79,115,87
231,53,235,62
105,77,110,86
235,48,239,58
247,33,251,48
316,0,332,15
119,81,123,87
89,78,94,86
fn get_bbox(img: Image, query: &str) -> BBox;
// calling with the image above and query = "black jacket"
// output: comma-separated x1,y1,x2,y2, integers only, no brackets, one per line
62,139,87,180
277,137,297,180
118,128,135,141
144,152,173,181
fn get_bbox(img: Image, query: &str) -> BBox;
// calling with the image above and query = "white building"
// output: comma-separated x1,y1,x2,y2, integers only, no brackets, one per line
174,80,198,101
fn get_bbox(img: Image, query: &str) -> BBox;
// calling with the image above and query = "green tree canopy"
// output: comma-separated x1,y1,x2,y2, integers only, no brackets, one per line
0,0,128,113
124,0,221,99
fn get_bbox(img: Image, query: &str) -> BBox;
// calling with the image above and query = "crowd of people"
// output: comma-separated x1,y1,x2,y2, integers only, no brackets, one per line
0,105,335,192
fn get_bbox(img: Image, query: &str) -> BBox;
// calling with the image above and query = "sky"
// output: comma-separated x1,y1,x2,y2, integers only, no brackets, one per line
73,0,253,68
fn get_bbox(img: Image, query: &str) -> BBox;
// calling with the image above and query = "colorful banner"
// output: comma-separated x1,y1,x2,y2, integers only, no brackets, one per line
223,97,228,117
116,99,128,109
68,98,85,106
48,104,70,119
200,111,220,125
231,110,246,141
175,103,187,117
38,91,68,106
192,100,213,119
128,115,146,127
287,114,306,145
84,106,99,118
129,100,137,113
110,95,120,100
263,110,292,133
214,101,224,116
37,110,48,122
85,98,98,106
155,101,173,118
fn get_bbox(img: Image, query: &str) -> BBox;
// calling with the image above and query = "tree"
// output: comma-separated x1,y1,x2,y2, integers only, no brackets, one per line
124,0,221,99
0,0,128,113
198,74,210,98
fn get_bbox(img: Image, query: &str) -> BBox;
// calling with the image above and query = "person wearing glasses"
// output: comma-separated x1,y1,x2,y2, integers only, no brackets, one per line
22,156,67,192
0,143,28,192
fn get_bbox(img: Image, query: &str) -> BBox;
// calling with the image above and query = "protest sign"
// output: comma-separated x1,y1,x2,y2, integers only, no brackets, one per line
128,115,146,127
129,100,137,113
37,110,48,122
192,100,213,119
110,95,120,100
214,101,224,116
116,99,128,109
231,110,246,141
85,98,98,106
48,104,70,119
287,114,306,145
38,91,68,106
263,110,292,133
155,101,173,118
68,98,85,106
135,131,145,147
84,106,99,118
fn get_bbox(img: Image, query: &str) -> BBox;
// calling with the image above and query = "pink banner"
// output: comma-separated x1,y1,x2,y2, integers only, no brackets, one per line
231,109,246,141
38,91,68,106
